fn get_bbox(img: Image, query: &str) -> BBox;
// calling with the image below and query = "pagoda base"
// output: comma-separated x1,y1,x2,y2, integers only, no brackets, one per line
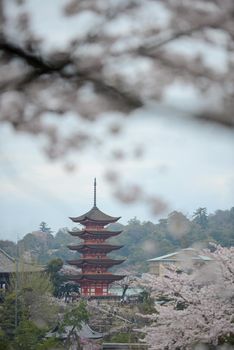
81,282,109,297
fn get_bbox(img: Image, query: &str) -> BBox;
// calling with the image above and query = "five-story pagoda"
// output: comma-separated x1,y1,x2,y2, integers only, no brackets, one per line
67,179,125,297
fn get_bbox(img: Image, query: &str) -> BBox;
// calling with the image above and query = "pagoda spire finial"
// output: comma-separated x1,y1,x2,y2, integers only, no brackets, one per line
94,178,97,207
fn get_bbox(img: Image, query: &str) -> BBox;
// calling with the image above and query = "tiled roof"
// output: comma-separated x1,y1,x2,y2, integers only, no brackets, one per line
68,229,122,239
67,244,123,253
0,248,15,273
0,248,44,273
47,322,104,340
70,274,125,282
67,258,125,267
148,248,213,262
69,206,121,224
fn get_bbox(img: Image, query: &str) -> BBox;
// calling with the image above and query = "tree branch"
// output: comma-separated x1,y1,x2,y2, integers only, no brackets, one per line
0,37,143,110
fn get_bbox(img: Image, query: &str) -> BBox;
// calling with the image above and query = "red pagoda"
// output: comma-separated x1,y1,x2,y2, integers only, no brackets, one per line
67,179,125,297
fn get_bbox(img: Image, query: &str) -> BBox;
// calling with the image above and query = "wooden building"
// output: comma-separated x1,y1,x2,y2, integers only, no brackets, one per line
0,247,43,289
148,248,213,275
67,179,125,297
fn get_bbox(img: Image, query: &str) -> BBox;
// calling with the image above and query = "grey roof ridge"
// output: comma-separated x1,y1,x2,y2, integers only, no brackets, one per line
0,247,15,262
148,248,213,262
148,251,180,261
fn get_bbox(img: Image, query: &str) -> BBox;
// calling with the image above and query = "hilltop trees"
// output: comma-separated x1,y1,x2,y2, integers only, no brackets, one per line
39,222,53,234
0,207,234,269
193,208,208,229
140,245,234,349
111,207,223,269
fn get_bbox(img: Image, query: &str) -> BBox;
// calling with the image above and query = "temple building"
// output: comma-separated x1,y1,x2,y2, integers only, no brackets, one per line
148,248,213,276
67,179,125,297
0,248,43,290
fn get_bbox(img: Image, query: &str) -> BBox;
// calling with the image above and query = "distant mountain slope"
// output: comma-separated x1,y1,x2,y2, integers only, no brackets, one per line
0,207,233,272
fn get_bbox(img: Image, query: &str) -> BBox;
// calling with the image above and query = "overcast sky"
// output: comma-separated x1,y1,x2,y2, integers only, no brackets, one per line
0,110,233,241
1,0,233,241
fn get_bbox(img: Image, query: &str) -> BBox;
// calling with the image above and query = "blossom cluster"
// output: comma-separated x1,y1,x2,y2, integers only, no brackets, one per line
139,245,234,349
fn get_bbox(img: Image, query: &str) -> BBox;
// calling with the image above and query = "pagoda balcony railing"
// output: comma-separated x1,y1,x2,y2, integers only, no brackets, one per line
83,239,105,244
82,255,107,259
75,272,114,275
84,225,105,230
73,256,107,259
72,227,116,233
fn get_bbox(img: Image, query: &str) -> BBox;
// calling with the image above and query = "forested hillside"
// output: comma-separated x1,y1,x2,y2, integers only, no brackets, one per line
1,207,233,272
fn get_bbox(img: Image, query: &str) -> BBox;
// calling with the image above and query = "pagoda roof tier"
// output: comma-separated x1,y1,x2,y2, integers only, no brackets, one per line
67,244,123,253
68,229,122,239
69,274,125,282
69,206,120,224
67,258,125,268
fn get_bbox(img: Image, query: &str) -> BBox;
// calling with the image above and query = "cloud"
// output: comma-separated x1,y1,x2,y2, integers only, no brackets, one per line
0,112,233,240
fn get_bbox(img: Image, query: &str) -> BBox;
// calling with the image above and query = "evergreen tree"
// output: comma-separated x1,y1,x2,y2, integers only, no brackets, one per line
0,274,61,349
192,207,208,229
0,292,24,341
60,301,89,349
39,222,53,234
46,258,65,297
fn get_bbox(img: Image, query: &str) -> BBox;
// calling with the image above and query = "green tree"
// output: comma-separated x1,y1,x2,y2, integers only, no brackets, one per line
39,222,53,234
167,211,191,238
0,329,10,350
110,332,136,343
0,292,25,341
13,320,60,350
1,208,234,273
13,319,43,350
60,301,89,349
138,290,155,314
0,271,60,349
193,207,208,229
46,258,65,297
10,267,58,328
61,300,89,329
